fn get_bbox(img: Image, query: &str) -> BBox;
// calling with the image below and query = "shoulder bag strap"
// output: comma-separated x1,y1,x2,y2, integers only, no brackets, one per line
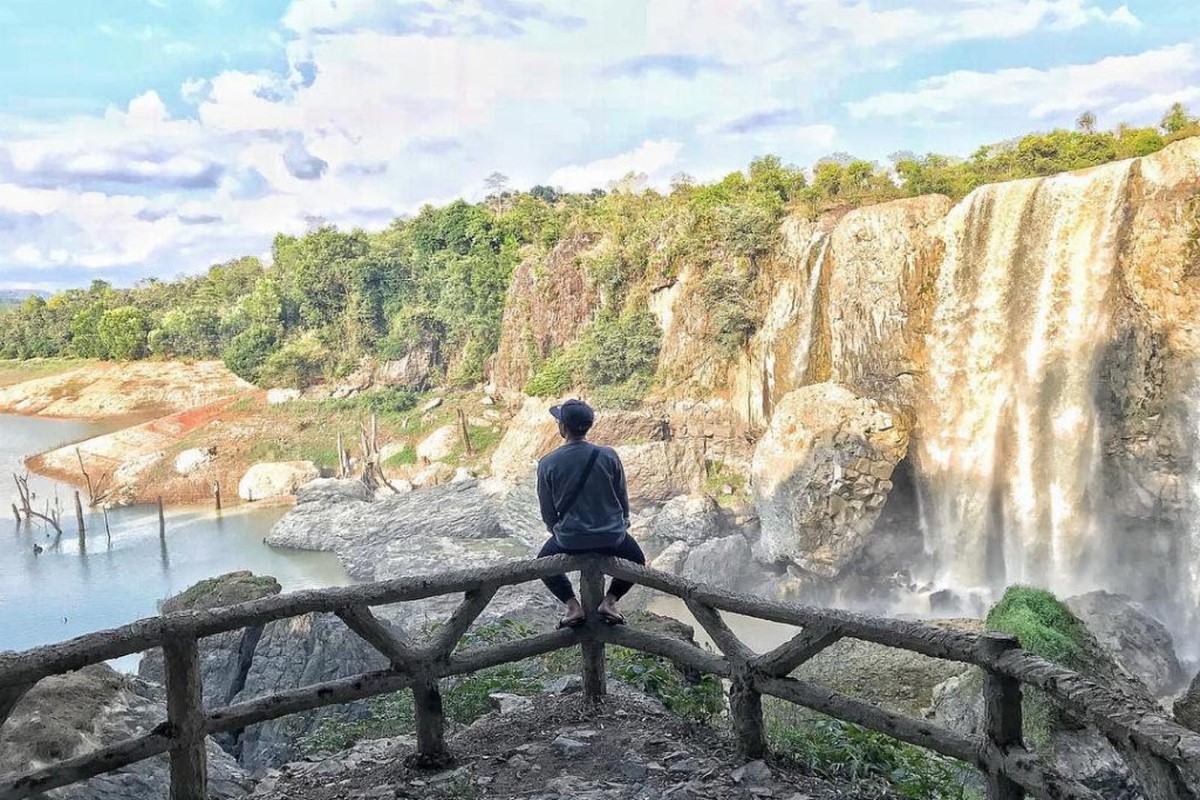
557,446,601,518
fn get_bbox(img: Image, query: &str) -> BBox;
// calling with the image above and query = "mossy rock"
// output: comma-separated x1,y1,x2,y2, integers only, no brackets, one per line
161,570,281,614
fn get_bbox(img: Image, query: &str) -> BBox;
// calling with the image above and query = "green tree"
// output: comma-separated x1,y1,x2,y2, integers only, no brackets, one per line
97,306,150,360
222,324,280,384
70,302,108,357
151,305,222,357
1162,102,1197,135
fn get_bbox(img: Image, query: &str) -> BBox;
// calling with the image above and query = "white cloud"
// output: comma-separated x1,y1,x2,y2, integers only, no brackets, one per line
0,0,1168,287
547,140,684,192
848,45,1197,121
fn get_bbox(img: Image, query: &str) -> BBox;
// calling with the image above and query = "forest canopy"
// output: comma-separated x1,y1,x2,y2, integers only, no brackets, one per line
3,105,1196,391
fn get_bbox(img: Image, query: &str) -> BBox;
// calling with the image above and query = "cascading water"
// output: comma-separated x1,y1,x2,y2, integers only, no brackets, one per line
916,160,1135,595
739,224,833,426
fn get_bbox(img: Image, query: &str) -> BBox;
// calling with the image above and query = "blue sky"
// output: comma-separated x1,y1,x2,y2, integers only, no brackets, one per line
0,0,1197,290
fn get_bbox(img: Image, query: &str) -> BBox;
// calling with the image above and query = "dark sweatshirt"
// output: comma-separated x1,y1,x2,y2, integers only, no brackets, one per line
536,440,630,549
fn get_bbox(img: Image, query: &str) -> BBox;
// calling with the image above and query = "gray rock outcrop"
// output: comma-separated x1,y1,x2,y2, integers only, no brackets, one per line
1065,590,1184,697
751,383,909,577
140,571,282,713
0,664,251,799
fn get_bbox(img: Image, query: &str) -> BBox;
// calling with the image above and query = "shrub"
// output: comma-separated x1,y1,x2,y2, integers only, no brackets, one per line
524,351,575,397
363,387,417,415
575,309,661,387
258,333,329,389
769,715,972,800
222,324,280,384
608,646,724,722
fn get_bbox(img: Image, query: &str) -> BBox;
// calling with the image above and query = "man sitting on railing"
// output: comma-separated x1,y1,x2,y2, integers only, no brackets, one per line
536,399,645,628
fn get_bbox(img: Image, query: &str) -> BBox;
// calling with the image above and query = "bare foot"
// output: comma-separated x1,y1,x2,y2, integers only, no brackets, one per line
558,597,585,628
597,594,626,625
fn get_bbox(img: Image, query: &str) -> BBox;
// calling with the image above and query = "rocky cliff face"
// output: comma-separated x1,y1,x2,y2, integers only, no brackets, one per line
492,233,602,391
485,138,1200,625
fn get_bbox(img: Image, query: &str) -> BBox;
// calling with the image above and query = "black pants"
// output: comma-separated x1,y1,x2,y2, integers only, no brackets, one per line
537,534,646,603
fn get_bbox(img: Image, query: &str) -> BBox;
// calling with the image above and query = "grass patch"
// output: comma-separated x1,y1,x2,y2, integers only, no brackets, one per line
383,445,417,468
703,458,747,506
768,711,975,800
985,585,1089,745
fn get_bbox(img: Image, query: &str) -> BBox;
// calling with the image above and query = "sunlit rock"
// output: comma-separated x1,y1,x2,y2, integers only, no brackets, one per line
751,383,908,577
238,461,321,502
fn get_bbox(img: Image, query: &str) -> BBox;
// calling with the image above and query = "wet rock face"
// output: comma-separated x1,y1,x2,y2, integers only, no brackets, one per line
751,383,909,577
0,664,251,800
1065,590,1185,697
824,195,951,414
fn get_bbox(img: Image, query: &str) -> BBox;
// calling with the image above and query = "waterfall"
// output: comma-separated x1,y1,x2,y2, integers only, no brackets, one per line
738,224,832,426
916,161,1134,593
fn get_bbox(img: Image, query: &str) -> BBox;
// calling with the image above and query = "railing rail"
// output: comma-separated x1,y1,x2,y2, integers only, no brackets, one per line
1,555,1197,800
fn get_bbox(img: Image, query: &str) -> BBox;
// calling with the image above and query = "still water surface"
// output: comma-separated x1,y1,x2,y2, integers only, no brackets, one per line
0,414,350,666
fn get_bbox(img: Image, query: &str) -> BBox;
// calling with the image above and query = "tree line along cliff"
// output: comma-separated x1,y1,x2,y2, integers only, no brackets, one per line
1,104,1198,412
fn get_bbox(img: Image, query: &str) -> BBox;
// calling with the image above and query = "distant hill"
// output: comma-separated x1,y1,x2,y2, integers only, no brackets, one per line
0,289,51,309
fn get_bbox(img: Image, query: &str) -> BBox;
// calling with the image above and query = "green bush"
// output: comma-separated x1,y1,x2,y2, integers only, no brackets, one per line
258,333,329,389
769,716,972,800
222,324,280,384
362,387,417,415
524,351,575,397
608,646,724,722
96,306,150,361
591,374,652,409
575,309,661,387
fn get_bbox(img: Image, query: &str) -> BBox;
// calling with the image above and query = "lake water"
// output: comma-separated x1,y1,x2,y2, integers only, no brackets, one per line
0,414,350,668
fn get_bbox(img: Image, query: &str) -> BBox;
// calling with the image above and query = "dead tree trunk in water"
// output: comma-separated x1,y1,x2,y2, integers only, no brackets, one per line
74,491,85,539
13,473,62,534
158,497,166,538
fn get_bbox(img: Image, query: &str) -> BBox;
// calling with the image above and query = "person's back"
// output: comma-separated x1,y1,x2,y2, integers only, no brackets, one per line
535,399,644,627
536,440,629,549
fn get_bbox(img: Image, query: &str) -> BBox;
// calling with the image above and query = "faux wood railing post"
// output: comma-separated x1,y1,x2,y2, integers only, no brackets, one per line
731,665,767,760
579,564,606,701
980,633,1025,800
162,635,206,800
411,678,452,768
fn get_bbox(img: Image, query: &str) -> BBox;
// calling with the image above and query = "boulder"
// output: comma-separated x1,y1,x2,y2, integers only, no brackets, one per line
677,534,757,591
751,383,909,577
616,441,706,507
377,342,438,390
174,446,216,475
1065,591,1184,696
266,388,301,405
295,477,374,505
796,630,974,717
0,664,251,799
642,494,726,545
231,612,394,773
238,461,320,502
139,573,282,738
416,425,457,463
1174,671,1200,732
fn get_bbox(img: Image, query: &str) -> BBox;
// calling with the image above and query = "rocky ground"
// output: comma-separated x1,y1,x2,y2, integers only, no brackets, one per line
0,359,248,418
252,689,845,800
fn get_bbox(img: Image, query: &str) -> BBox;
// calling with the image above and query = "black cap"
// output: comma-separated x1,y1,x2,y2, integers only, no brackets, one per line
549,399,595,431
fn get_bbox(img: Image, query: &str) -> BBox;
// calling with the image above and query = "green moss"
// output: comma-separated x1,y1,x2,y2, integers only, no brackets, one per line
985,585,1089,746
985,585,1085,668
